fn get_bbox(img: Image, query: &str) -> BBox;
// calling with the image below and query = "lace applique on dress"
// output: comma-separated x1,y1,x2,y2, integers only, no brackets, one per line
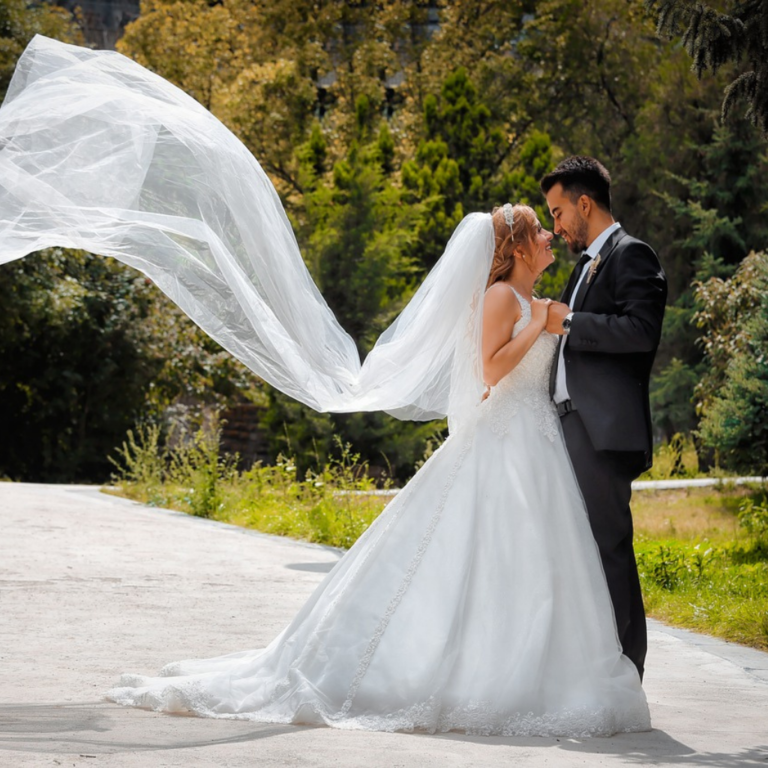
327,696,650,737
483,286,559,441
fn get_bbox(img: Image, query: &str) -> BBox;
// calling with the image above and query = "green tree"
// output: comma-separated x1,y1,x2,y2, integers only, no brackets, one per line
402,68,556,271
260,103,437,482
0,251,253,481
0,252,160,480
650,119,768,443
697,251,768,473
647,0,768,134
303,101,421,350
117,0,431,206
0,0,82,97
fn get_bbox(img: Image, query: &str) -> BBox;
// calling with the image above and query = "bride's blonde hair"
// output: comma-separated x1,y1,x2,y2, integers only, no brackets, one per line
486,204,538,288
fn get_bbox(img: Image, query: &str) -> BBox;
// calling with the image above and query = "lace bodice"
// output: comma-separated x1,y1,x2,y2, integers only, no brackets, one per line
483,286,560,441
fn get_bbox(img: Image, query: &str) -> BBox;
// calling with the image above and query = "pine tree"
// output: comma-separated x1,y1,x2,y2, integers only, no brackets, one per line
402,68,557,271
259,100,438,482
649,119,768,448
647,0,768,134
302,98,421,351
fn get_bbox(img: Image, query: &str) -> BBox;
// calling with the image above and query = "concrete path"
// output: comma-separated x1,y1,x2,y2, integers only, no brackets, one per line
1,483,767,768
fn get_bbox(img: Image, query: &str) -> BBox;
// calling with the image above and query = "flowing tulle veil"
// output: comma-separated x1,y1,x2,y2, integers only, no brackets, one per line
0,35,494,432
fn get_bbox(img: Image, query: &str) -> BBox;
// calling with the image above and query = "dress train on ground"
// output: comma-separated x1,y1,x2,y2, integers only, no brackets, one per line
108,296,651,737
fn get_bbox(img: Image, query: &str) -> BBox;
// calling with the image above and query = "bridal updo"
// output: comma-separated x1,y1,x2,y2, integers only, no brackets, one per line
487,204,539,288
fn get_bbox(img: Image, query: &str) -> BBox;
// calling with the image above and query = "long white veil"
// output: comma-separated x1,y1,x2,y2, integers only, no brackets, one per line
0,36,494,432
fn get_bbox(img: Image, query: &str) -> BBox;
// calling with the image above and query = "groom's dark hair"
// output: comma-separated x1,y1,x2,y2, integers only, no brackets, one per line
540,156,612,213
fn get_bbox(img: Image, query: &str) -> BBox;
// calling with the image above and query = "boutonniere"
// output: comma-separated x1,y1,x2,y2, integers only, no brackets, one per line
586,253,602,284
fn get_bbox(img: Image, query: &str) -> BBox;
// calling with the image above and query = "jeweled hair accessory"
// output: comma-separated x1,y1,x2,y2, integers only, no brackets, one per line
502,203,514,233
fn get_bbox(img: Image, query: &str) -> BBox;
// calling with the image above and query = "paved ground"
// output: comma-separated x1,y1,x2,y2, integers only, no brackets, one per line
1,483,767,768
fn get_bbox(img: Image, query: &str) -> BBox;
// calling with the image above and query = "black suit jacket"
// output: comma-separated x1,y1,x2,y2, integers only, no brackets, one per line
552,227,667,466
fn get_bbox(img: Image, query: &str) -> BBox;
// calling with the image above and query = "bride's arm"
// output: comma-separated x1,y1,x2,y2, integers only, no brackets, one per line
482,286,548,387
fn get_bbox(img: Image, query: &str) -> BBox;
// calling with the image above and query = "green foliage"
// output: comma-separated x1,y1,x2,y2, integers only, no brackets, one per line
109,423,165,489
0,250,253,481
304,124,421,349
636,534,768,649
647,0,768,133
0,252,163,480
402,68,533,270
167,422,238,518
648,120,768,443
110,426,390,549
650,358,700,441
659,122,768,274
640,433,702,479
638,541,716,591
0,0,81,99
696,251,768,473
111,418,238,519
738,496,768,540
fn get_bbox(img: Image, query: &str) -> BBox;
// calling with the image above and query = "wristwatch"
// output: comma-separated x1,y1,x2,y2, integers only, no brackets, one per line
561,312,574,334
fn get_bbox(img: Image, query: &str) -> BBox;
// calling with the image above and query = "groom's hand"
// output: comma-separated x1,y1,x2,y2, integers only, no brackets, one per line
545,301,571,335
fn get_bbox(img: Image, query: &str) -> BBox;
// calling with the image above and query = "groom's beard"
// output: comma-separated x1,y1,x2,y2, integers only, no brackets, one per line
567,214,589,254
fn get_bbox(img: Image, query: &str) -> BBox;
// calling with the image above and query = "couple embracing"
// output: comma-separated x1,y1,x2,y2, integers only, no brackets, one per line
107,157,666,735
0,38,667,737
485,155,666,688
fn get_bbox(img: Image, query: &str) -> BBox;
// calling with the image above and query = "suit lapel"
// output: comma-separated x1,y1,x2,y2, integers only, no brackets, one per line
572,227,627,312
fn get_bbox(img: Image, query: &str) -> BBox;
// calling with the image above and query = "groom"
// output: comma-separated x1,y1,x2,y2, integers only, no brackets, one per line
540,156,667,681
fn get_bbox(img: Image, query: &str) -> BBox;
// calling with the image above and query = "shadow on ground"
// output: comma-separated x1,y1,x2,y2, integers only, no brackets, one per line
0,703,300,754
431,729,768,766
284,562,336,573
2,702,766,766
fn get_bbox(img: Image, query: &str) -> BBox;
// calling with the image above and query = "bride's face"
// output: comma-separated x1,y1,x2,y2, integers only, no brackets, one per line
526,220,555,276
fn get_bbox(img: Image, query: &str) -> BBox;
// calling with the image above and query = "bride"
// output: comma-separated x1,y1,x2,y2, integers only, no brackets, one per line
0,36,651,736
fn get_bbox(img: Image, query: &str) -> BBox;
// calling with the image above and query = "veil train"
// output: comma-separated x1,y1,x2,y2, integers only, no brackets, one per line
0,35,493,432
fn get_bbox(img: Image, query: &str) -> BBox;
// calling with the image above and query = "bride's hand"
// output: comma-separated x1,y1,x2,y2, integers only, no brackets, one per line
530,298,552,328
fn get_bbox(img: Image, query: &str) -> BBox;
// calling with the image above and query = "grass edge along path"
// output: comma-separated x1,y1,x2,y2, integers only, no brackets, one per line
106,481,768,654
105,423,768,651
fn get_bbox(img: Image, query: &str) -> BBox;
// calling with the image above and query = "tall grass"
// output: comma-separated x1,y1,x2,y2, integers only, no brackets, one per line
635,489,768,650
109,424,390,548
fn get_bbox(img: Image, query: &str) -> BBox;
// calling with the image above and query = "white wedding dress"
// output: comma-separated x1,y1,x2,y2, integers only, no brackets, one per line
0,37,650,736
107,290,651,737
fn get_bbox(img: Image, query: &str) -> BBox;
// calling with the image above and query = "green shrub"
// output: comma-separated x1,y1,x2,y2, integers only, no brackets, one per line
108,425,390,547
738,496,768,539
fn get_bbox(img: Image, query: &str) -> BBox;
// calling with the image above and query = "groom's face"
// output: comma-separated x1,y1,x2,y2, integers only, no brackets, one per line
545,183,589,254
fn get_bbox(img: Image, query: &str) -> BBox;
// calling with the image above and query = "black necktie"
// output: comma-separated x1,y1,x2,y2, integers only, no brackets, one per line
568,251,592,304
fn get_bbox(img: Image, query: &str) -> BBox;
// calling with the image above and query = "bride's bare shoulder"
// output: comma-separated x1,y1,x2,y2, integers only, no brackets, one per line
484,282,520,310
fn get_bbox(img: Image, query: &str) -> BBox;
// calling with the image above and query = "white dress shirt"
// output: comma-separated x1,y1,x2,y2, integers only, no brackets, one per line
553,222,621,405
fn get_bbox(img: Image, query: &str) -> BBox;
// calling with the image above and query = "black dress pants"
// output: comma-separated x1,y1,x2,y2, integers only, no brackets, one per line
560,410,647,680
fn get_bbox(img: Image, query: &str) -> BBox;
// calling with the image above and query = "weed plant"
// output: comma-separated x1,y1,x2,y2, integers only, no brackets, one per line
636,491,768,650
639,434,705,480
109,425,389,548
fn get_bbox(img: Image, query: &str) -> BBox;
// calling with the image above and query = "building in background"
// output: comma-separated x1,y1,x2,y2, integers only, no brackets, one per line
54,0,139,50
